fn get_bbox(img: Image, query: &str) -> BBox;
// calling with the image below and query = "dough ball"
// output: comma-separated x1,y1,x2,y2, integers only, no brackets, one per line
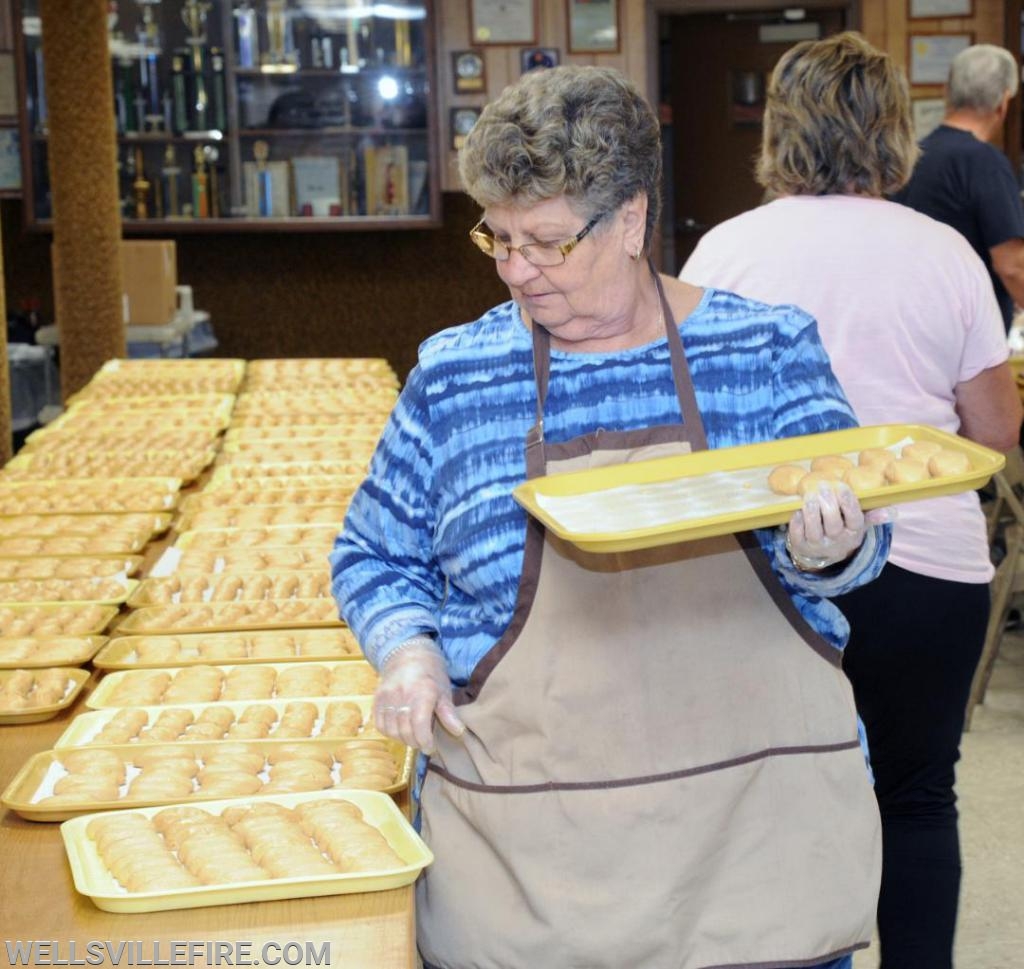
843,466,886,492
767,465,807,496
809,455,853,480
928,449,972,478
796,472,840,498
858,447,896,470
885,459,929,484
901,441,943,463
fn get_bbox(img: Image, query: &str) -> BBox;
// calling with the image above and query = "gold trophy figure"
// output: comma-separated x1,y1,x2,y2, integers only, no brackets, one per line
262,0,298,72
162,145,182,218
203,144,221,219
182,0,211,130
132,148,151,220
394,20,412,68
192,144,209,218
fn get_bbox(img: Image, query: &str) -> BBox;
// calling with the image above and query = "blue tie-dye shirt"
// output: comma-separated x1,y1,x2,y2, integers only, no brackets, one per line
330,288,890,681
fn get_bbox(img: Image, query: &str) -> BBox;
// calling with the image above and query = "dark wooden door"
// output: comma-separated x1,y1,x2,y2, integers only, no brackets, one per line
669,10,846,272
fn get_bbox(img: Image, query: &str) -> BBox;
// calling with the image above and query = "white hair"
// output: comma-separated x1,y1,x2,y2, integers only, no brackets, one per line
947,44,1019,112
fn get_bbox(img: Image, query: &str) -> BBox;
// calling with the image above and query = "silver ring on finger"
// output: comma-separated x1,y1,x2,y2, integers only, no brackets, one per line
396,705,412,714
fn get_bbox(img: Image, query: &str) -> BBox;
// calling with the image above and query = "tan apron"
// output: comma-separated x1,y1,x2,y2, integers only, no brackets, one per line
418,283,881,969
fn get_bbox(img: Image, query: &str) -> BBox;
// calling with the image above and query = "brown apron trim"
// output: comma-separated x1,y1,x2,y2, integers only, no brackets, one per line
539,424,689,461
426,738,862,793
421,944,868,969
737,532,843,668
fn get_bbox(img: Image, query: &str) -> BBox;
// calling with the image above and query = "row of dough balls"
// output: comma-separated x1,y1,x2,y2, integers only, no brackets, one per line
0,487,176,516
40,742,398,806
768,442,971,496
90,700,371,745
26,431,221,455
0,639,98,665
175,548,328,573
4,452,213,480
216,460,369,480
125,630,361,664
225,425,383,443
177,525,338,551
0,669,72,710
181,505,348,532
77,378,241,396
228,412,379,428
135,572,332,606
183,485,357,510
0,512,160,537
0,577,129,605
0,535,140,557
105,662,379,706
87,798,402,893
0,556,136,582
0,604,112,637
121,598,340,632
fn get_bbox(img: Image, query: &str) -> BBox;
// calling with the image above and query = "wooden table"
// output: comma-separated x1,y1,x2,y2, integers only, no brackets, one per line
0,674,417,969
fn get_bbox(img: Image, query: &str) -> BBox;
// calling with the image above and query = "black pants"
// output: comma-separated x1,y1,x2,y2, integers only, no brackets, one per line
835,564,988,969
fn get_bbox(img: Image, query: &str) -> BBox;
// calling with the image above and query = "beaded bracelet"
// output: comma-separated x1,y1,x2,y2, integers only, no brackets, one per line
380,634,441,668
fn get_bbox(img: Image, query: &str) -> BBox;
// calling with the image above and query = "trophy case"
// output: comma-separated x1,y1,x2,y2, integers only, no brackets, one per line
15,0,439,230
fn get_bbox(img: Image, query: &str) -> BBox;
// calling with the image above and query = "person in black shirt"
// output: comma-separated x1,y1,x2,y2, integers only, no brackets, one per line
893,44,1024,332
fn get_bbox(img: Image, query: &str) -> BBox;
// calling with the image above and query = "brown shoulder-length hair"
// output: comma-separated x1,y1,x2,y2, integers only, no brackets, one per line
757,31,919,198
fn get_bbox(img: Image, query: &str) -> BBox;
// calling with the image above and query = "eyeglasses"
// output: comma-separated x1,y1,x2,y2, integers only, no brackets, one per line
469,213,602,266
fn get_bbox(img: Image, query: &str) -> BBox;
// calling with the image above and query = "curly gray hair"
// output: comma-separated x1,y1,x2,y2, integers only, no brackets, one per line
947,44,1019,112
458,65,662,251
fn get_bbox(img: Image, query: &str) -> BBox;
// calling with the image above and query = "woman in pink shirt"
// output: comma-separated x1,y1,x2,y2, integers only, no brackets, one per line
681,31,1021,969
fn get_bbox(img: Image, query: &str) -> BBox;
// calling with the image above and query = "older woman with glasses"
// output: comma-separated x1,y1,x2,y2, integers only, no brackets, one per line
331,64,890,969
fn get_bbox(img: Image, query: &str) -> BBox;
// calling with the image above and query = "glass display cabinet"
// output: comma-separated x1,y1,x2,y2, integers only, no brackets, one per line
16,0,439,230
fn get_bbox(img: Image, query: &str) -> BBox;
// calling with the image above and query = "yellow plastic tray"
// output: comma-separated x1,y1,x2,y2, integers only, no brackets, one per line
0,636,107,669
174,523,340,552
0,667,91,725
0,555,142,581
512,424,1005,553
54,696,376,747
0,603,119,638
87,659,378,709
0,577,137,607
60,789,430,913
0,478,181,514
111,598,342,635
3,735,410,820
93,628,363,669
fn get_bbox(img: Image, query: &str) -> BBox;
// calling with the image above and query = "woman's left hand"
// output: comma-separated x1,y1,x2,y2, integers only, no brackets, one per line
786,481,890,572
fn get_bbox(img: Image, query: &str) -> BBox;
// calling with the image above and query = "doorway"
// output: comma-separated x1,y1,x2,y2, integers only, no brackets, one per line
661,6,848,273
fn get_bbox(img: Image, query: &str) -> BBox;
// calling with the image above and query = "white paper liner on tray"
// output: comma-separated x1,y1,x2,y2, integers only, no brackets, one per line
60,789,432,913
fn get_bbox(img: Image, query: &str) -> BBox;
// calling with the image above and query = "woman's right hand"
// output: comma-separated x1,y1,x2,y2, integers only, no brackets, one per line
373,638,465,753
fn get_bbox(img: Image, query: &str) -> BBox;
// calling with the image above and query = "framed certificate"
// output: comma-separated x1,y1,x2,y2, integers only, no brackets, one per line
908,0,973,18
908,33,972,85
567,0,619,54
470,0,536,46
912,97,946,140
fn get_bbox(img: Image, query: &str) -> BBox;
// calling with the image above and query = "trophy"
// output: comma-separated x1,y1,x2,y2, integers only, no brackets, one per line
182,0,211,130
394,19,411,68
253,139,273,217
203,144,221,218
170,53,188,133
235,1,259,69
135,0,164,130
211,48,227,133
132,147,151,220
191,144,209,218
161,144,182,218
262,0,298,72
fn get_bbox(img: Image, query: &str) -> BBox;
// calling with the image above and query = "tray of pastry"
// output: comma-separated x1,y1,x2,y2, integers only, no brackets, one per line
201,473,366,497
208,461,370,485
0,478,181,515
43,410,231,435
0,636,108,669
1,449,218,485
55,696,376,747
22,430,223,456
176,504,349,533
178,484,360,514
218,441,377,462
0,555,142,581
0,532,154,557
62,392,237,417
112,598,342,635
151,546,332,576
174,524,340,552
127,571,332,608
0,576,138,606
87,660,378,708
3,736,411,820
0,667,91,724
224,423,385,443
0,604,119,638
513,424,1006,553
93,629,363,669
60,789,430,913
229,411,385,429
231,389,398,414
0,512,172,540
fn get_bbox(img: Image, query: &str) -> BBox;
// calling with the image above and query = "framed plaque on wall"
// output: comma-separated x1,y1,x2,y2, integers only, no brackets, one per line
567,0,619,54
470,0,536,45
908,33,972,85
908,0,973,18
